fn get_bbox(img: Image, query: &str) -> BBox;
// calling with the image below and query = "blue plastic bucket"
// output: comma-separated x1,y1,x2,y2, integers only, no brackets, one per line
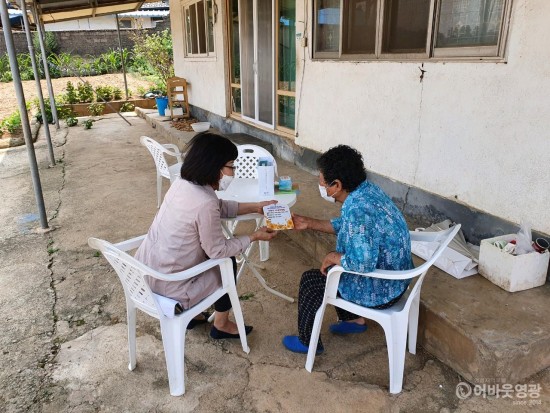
155,97,169,116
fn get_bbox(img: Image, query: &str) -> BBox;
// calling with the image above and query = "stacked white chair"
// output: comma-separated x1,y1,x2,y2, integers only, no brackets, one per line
305,225,461,394
229,144,278,262
140,136,183,208
88,235,250,396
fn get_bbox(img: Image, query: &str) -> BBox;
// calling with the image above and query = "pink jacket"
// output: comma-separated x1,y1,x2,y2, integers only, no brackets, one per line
135,178,250,308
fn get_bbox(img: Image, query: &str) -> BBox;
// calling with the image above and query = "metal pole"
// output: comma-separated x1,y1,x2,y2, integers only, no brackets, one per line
0,1,49,229
31,1,60,130
115,14,129,100
19,0,56,167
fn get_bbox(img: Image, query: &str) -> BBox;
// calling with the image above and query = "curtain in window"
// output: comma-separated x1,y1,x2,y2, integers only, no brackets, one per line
437,0,505,47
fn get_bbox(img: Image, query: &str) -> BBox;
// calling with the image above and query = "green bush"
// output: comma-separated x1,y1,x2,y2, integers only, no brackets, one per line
112,87,123,100
88,103,105,116
119,102,135,112
33,32,58,57
0,110,22,135
83,119,94,129
130,29,174,93
66,117,78,127
77,82,94,103
66,81,78,104
95,86,113,102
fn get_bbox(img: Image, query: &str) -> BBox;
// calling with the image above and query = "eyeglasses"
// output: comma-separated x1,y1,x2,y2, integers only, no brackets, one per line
320,180,336,188
224,164,237,171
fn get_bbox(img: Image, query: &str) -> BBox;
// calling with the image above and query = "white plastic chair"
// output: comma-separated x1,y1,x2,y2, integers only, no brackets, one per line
88,235,250,397
230,144,278,262
305,225,461,394
140,136,183,208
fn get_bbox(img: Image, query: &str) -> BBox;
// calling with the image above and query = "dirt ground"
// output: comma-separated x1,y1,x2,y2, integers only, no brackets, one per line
0,73,154,122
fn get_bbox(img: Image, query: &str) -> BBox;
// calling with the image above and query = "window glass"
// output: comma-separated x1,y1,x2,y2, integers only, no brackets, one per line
189,4,198,54
279,0,296,92
384,0,431,53
315,0,341,54
206,0,215,53
196,0,207,54
229,0,240,83
436,0,505,47
343,0,377,54
278,96,295,129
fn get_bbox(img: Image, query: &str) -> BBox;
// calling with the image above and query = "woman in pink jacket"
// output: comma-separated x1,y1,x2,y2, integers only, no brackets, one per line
135,132,276,339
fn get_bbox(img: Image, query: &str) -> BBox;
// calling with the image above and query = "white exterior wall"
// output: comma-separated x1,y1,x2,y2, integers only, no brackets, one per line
170,0,228,117
171,0,550,235
45,16,154,31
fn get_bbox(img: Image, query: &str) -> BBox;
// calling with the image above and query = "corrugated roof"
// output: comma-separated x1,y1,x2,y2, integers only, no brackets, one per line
24,1,146,24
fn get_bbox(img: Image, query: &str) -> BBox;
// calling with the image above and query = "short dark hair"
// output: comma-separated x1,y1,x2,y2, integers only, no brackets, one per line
316,145,367,192
180,131,238,186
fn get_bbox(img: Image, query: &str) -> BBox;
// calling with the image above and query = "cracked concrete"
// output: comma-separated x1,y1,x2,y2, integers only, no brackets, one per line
1,114,549,412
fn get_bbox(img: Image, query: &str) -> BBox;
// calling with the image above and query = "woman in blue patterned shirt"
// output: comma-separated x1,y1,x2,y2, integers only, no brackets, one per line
283,145,413,354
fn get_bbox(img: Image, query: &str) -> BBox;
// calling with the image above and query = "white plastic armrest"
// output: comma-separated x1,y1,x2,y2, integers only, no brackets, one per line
114,235,147,252
162,144,183,162
148,257,232,282
327,264,420,281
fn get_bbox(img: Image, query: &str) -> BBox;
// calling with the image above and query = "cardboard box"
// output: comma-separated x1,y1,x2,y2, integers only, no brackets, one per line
479,234,549,292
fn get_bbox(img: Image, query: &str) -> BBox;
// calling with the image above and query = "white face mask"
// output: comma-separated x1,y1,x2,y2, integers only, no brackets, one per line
318,184,336,203
219,172,234,191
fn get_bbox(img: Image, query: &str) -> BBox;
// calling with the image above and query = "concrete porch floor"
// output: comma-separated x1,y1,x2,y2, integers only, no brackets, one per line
142,109,550,387
0,111,548,412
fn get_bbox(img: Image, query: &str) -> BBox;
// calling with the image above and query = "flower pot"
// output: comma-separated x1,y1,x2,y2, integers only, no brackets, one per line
155,97,169,116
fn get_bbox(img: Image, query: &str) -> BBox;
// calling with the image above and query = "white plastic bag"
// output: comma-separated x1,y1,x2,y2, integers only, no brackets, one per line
515,221,535,255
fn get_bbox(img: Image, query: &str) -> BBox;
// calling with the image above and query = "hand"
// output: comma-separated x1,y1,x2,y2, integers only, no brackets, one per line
250,226,278,242
320,251,342,275
256,200,278,214
292,213,310,230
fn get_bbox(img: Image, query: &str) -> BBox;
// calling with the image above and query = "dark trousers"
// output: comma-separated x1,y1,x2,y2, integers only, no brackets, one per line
213,257,238,313
297,269,404,349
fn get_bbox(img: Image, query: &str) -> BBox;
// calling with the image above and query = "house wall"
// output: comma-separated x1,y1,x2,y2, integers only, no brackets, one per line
170,0,550,236
45,16,154,31
170,1,228,117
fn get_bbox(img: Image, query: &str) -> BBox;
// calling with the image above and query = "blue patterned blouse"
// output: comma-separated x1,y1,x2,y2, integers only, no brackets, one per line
331,180,413,308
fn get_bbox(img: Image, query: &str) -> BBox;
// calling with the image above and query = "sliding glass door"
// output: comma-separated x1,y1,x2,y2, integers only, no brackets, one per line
239,0,274,128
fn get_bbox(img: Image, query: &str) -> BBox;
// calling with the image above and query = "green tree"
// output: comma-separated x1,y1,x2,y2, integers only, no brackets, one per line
131,29,174,94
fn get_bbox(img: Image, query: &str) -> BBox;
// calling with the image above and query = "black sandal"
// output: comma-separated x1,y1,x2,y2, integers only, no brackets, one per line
186,312,211,330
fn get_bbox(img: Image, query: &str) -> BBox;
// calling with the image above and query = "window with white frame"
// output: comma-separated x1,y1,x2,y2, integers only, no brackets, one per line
313,0,511,60
183,0,215,57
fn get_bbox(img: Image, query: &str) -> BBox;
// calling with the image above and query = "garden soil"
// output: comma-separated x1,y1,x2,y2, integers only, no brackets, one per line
0,73,154,123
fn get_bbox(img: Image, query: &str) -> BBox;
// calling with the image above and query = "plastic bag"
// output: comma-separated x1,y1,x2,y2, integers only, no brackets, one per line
515,221,535,255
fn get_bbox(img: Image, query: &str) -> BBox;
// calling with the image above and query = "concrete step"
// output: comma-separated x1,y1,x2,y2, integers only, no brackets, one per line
144,115,550,385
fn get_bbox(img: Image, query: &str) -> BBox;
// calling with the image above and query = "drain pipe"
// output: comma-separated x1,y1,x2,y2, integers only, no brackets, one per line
31,1,60,130
0,0,49,230
19,0,56,167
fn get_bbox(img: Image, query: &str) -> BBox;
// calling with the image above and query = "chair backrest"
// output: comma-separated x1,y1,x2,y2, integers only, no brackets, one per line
88,237,160,318
387,225,461,313
327,225,461,313
234,144,278,179
140,136,171,179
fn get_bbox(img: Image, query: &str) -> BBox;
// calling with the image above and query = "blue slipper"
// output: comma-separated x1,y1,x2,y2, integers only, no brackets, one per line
329,321,368,335
282,335,324,355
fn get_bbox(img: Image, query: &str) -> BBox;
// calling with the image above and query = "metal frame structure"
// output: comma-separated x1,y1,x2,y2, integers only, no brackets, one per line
1,0,152,229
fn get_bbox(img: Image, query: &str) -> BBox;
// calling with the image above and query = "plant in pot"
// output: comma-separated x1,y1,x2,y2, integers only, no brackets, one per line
131,29,174,116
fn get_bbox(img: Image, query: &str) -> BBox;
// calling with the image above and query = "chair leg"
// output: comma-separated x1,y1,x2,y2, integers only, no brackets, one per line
382,318,408,394
227,286,251,354
127,303,137,371
257,217,269,262
305,303,327,372
159,318,186,396
408,296,420,354
156,172,162,208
